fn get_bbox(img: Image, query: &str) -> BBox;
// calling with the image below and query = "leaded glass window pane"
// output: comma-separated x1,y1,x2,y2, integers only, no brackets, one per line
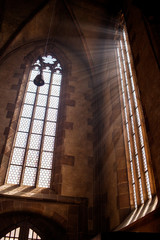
43,71,51,84
52,73,62,85
38,84,49,95
26,150,39,167
37,94,48,107
45,121,56,136
41,151,53,169
50,85,61,96
11,148,25,165
38,169,52,188
32,120,44,134
7,165,22,184
21,105,34,118
23,167,37,186
43,136,55,151
49,96,59,108
24,92,36,105
29,134,42,150
30,70,40,81
27,81,37,93
15,132,28,148
34,106,46,120
18,117,31,132
47,108,58,122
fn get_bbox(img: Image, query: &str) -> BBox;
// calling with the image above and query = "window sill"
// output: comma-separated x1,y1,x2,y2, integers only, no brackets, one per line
0,184,88,205
115,195,158,231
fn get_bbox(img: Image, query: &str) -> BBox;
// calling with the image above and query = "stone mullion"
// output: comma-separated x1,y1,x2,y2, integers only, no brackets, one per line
19,225,29,240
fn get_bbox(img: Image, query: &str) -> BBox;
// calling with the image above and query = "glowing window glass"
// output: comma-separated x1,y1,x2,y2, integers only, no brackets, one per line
0,227,41,240
28,228,41,240
6,55,62,188
0,227,20,240
117,29,153,208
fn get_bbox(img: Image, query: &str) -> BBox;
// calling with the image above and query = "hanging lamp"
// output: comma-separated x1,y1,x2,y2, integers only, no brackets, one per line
33,71,45,86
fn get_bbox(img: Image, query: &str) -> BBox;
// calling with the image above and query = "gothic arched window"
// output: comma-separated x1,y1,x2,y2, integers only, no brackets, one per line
6,55,62,188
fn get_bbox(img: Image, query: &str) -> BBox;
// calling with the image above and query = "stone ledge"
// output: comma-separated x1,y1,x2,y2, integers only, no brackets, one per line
0,185,88,205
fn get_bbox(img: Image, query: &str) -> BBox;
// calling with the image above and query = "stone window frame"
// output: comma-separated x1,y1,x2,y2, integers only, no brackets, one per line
0,43,71,195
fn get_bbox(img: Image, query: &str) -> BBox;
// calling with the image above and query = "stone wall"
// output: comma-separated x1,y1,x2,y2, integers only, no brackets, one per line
93,46,130,232
0,8,94,237
0,0,160,237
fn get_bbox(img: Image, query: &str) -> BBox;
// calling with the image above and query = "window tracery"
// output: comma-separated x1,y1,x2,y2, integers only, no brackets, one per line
6,55,62,188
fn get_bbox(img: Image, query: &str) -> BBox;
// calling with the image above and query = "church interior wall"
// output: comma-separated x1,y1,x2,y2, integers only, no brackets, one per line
0,0,160,238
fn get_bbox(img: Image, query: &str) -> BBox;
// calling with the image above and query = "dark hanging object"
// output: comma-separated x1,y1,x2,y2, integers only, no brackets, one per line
34,73,45,86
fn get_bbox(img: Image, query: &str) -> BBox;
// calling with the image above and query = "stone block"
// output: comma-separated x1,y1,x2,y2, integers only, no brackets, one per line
67,85,75,93
118,193,130,209
11,84,19,90
87,118,93,126
66,99,75,107
68,205,79,215
118,182,129,195
61,155,75,166
6,103,15,111
64,122,73,130
117,169,128,183
88,157,94,167
6,111,14,118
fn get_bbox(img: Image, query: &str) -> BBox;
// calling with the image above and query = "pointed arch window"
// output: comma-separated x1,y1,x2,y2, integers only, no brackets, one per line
6,55,62,188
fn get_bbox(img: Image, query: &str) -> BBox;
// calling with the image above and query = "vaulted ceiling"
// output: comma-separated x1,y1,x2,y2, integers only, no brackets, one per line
0,0,122,74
